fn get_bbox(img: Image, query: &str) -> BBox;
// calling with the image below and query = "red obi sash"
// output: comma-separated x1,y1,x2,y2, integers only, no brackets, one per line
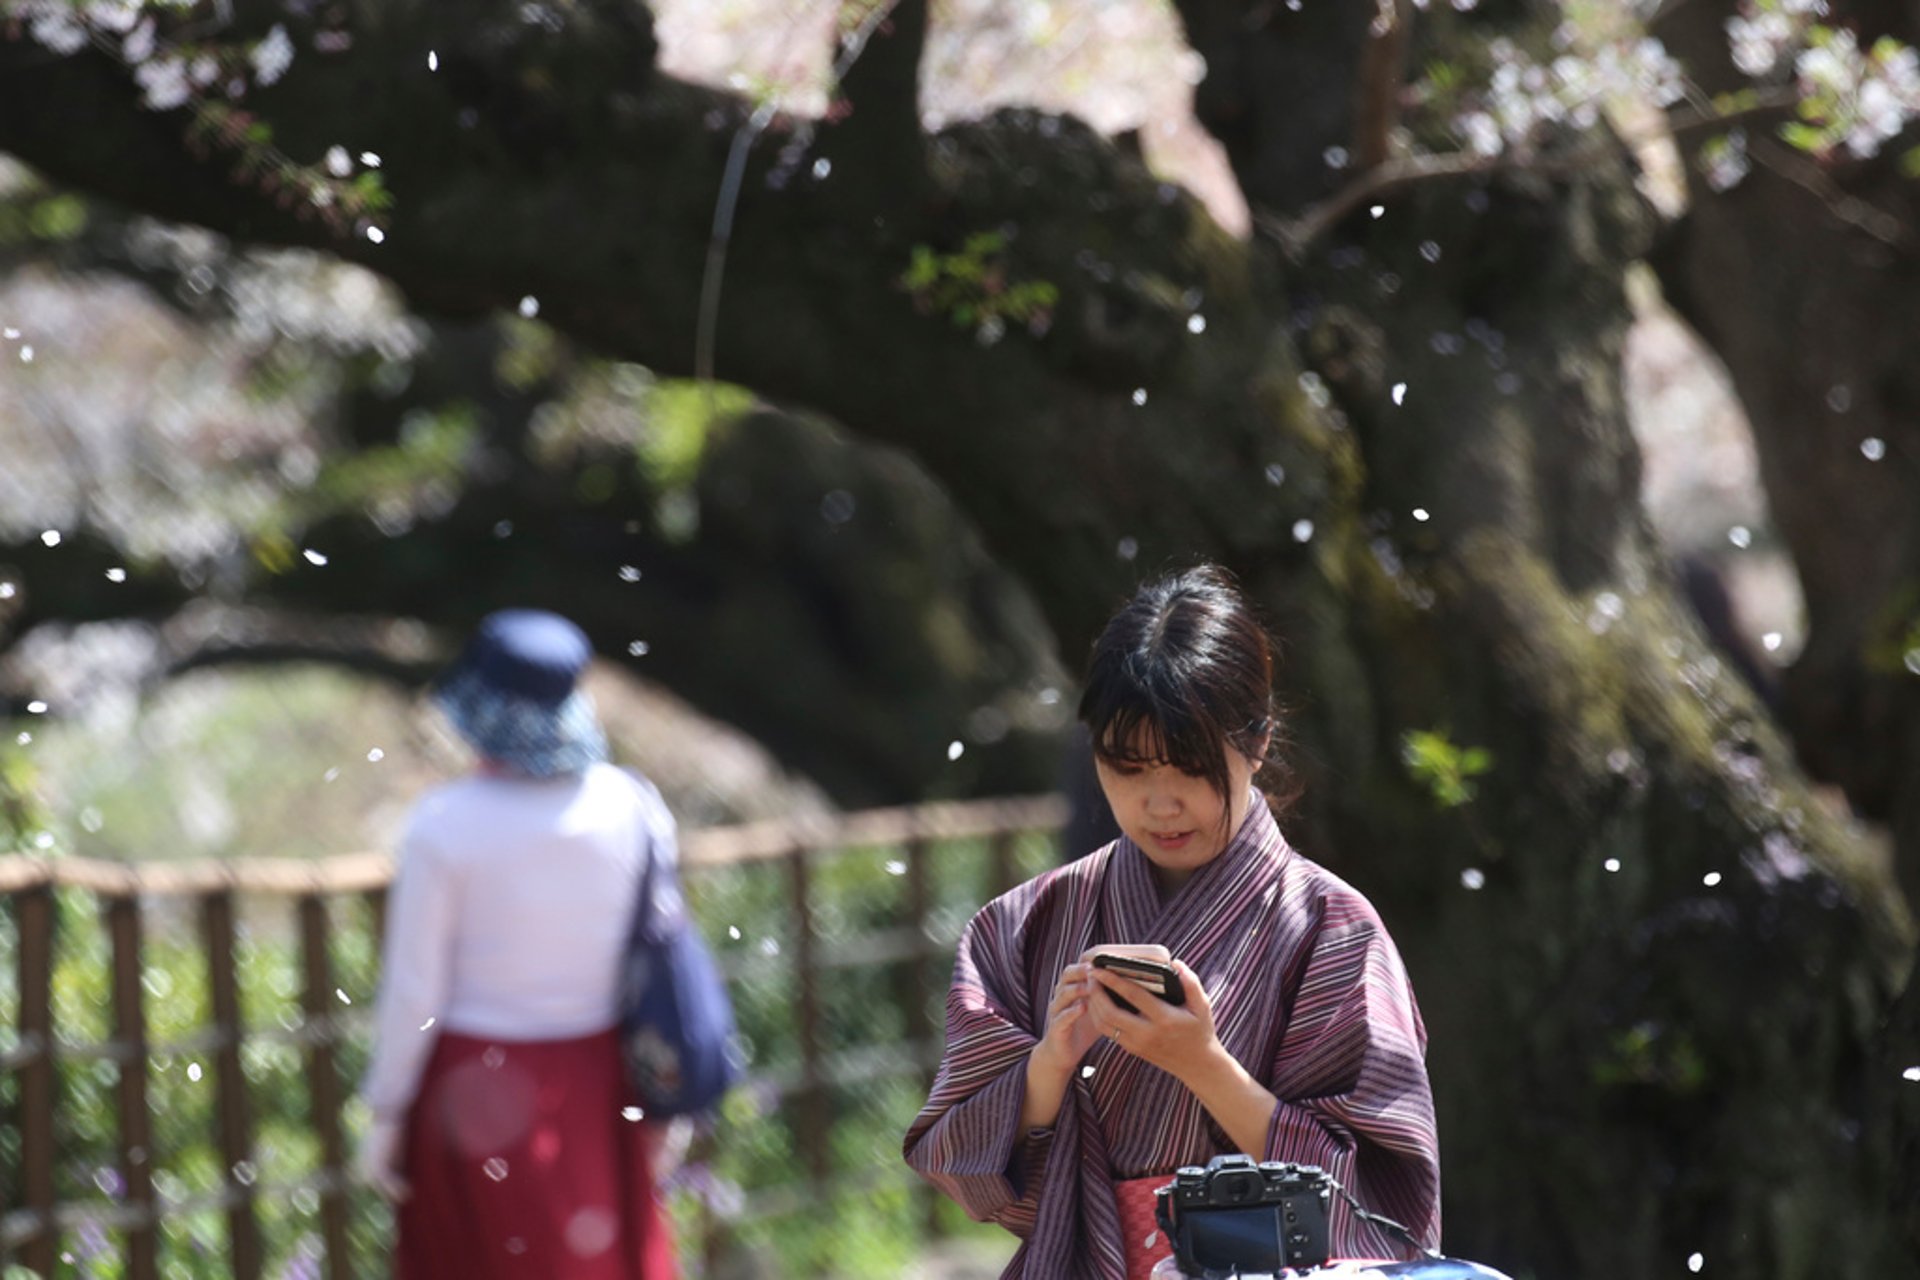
1116,1175,1176,1280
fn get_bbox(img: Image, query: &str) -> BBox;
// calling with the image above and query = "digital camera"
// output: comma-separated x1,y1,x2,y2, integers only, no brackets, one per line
1153,1153,1333,1277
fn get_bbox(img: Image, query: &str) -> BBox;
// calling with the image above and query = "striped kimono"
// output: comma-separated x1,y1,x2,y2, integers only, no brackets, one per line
903,799,1440,1278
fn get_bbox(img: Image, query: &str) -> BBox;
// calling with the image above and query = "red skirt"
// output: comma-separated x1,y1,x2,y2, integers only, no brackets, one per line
397,1028,678,1280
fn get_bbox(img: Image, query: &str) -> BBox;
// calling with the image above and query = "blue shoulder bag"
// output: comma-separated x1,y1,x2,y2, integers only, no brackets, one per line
617,786,742,1117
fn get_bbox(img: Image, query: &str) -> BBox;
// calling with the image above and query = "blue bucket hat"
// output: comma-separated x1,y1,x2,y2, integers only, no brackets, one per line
432,609,609,777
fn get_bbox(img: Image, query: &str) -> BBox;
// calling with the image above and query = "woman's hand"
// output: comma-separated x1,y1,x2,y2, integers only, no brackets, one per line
1086,959,1219,1082
355,1117,411,1202
1022,961,1102,1131
652,1116,696,1183
1035,961,1100,1073
1090,960,1283,1155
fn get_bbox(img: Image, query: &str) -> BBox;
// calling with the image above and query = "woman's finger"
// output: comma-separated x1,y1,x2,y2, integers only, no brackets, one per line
1169,959,1206,1011
1047,977,1087,1015
1089,967,1149,1012
1087,972,1143,1028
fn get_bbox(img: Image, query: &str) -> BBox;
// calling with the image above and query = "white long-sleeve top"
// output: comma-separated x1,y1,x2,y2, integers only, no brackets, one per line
358,762,677,1119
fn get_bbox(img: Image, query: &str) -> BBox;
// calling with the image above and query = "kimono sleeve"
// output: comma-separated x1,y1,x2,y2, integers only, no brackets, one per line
1260,903,1442,1256
903,896,1056,1236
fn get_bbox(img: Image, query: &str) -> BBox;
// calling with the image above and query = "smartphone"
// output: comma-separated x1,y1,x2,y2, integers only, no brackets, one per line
1091,953,1186,1010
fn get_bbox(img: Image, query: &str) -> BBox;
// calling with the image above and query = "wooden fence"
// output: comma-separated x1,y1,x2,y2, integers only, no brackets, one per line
0,794,1066,1278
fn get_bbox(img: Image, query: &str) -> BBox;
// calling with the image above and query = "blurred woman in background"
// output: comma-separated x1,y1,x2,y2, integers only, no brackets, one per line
357,609,679,1279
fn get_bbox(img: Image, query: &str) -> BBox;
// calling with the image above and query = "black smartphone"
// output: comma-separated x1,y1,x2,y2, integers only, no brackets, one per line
1090,953,1187,1011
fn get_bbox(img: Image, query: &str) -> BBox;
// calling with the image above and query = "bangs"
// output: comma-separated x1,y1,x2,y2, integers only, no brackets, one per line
1083,672,1230,788
1075,563,1291,817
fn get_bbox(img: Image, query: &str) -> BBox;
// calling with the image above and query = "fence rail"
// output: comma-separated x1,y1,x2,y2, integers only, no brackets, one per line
0,793,1067,1278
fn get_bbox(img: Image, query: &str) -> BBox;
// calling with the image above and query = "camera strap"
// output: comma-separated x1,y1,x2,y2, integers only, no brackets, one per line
1326,1177,1442,1263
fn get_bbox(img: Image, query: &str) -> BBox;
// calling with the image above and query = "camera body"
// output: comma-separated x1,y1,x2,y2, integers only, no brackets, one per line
1153,1154,1333,1278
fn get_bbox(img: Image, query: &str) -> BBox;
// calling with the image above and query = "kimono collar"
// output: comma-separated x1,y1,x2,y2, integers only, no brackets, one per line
1103,792,1290,952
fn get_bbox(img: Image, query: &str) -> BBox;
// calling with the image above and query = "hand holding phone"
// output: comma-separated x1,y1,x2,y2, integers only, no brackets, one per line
1089,952,1187,1012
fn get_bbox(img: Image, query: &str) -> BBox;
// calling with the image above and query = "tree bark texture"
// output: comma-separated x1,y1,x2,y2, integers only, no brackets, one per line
1645,5,1920,1252
1649,0,1920,903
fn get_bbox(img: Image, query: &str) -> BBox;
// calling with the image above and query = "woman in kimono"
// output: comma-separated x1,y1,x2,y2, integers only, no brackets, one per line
905,566,1441,1279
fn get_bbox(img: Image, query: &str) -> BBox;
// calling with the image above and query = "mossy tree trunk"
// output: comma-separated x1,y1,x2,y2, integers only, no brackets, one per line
1644,5,1920,1252
1648,0,1920,900
0,1,1914,1274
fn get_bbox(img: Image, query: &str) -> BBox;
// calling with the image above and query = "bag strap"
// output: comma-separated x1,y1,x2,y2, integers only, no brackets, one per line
623,769,680,948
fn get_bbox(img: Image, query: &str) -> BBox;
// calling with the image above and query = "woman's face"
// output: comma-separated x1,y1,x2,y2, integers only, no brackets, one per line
1094,731,1263,894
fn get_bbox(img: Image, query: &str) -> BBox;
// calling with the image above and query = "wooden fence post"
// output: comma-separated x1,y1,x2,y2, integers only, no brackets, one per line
105,893,158,1280
990,830,1019,900
298,894,351,1280
786,845,829,1186
366,886,388,959
903,835,944,1238
201,889,262,1280
16,881,57,1275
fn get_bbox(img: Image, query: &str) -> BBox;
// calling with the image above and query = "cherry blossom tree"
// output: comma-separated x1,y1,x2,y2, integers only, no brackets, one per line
3,1,1918,1273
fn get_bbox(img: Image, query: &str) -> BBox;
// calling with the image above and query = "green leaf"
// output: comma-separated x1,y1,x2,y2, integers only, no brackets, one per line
251,531,298,575
901,245,939,291
27,194,87,241
961,230,1005,257
1400,728,1494,809
1869,36,1909,65
350,171,392,211
637,378,754,490
495,319,560,391
1778,121,1828,153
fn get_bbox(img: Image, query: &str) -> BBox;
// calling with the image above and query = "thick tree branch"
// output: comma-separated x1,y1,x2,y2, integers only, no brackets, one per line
1256,150,1507,259
1170,0,1379,216
0,2,1198,636
1260,85,1872,262
829,0,926,183
0,528,193,642
1353,0,1411,172
0,239,1074,805
159,641,440,689
1744,134,1912,248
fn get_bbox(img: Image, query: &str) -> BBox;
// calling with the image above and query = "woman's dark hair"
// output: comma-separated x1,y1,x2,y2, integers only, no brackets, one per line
1077,564,1294,813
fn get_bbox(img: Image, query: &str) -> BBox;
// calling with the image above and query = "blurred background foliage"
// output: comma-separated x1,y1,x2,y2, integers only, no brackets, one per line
0,828,1063,1278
